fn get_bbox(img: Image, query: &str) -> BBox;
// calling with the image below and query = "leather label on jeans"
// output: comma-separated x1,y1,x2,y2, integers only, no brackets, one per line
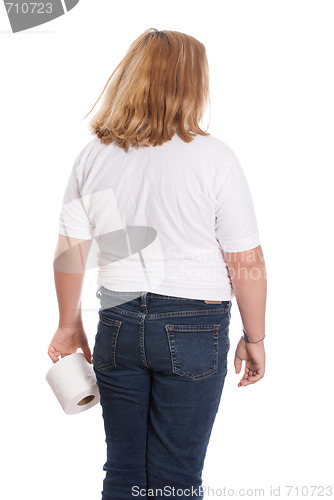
204,300,222,304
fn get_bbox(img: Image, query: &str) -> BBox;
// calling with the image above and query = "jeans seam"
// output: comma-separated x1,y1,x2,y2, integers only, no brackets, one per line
139,315,150,369
147,308,230,319
98,305,231,320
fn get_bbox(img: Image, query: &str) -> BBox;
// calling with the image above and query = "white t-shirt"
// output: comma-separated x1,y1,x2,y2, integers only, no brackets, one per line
58,133,261,300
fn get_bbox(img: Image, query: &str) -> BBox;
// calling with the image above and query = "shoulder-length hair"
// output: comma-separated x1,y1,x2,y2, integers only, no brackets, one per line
83,28,210,152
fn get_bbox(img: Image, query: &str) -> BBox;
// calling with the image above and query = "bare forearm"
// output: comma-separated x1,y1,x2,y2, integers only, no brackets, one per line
53,234,92,329
224,245,267,341
231,271,266,340
54,270,84,328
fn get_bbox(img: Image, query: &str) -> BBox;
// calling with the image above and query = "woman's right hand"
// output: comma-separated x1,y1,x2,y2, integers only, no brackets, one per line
234,336,265,387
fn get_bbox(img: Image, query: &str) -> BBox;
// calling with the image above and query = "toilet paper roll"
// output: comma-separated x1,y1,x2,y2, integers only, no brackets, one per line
46,353,100,415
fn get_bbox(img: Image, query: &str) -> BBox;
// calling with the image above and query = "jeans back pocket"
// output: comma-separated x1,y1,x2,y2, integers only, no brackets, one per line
165,323,220,380
93,311,122,370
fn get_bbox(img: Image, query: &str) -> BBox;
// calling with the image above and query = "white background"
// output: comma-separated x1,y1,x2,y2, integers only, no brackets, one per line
1,0,333,498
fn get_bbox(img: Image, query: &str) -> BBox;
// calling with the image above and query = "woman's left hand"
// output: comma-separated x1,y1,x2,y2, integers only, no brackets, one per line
47,325,92,364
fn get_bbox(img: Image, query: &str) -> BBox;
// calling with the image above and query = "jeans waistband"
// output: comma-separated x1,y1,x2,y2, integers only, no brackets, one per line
96,286,229,304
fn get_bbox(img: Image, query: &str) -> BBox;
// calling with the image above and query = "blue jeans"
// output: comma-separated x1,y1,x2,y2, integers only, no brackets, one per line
93,286,232,500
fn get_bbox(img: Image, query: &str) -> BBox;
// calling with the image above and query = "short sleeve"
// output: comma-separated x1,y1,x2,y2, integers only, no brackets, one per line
215,157,261,252
58,153,95,240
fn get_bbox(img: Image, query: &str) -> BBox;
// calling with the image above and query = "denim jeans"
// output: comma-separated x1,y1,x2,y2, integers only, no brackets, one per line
92,286,232,500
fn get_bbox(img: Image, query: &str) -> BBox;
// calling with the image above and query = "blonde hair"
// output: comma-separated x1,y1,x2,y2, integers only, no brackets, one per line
83,28,210,152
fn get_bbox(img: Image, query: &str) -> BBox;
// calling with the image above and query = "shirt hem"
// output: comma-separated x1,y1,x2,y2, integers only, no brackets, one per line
97,282,234,301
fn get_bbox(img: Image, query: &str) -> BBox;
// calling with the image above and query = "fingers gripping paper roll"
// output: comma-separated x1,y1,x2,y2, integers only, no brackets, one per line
46,353,100,415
